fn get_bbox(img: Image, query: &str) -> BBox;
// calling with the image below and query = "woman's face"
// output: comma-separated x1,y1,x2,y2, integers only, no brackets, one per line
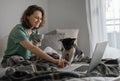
27,10,42,29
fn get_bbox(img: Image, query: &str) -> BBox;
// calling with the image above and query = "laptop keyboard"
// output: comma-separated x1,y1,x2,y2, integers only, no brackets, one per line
74,65,89,72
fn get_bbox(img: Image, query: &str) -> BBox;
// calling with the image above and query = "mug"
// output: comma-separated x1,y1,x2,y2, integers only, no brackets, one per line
32,34,44,42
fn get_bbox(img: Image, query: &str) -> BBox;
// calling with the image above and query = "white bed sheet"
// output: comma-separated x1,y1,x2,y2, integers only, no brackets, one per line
66,77,119,81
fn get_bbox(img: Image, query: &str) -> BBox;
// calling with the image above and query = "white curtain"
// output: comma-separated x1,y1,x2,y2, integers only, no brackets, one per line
86,0,107,57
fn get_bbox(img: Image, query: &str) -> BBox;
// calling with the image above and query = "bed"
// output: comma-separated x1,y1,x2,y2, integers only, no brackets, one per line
0,29,120,81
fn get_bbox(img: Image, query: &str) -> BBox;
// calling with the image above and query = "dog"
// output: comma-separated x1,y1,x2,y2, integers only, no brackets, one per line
60,38,84,63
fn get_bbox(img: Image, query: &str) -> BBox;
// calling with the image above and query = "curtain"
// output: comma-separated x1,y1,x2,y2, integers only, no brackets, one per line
86,0,107,57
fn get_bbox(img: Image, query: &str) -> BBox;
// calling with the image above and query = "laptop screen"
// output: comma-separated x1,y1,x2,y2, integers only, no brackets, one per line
87,41,107,73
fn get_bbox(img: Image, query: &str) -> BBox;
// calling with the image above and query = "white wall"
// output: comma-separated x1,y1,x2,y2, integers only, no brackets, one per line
0,0,48,57
48,0,90,57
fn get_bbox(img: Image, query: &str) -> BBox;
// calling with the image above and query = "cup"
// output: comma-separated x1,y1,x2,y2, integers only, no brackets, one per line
32,34,44,42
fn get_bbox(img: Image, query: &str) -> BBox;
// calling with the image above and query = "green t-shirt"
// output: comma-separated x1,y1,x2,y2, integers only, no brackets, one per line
1,24,39,63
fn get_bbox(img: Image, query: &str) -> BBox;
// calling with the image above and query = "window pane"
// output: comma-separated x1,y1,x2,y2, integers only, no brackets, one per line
106,0,120,49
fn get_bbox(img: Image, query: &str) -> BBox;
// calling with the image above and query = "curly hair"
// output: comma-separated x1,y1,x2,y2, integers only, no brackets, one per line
21,5,45,29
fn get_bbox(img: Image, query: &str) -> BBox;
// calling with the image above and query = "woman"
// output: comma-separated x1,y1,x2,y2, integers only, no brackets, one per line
1,5,68,68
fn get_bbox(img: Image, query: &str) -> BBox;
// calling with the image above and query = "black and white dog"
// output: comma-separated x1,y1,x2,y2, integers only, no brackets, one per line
60,38,84,63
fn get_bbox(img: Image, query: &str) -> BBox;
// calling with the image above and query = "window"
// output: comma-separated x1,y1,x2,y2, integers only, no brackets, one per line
105,0,120,49
86,0,120,57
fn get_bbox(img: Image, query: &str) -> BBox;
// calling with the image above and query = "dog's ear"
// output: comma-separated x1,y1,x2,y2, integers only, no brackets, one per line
59,38,76,43
59,39,63,41
71,38,76,40
71,38,76,42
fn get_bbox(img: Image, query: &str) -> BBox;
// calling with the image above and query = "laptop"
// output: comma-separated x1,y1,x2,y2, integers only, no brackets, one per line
57,41,108,75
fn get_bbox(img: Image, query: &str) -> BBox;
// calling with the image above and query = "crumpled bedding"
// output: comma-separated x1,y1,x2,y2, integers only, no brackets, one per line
0,67,119,81
95,63,119,77
0,55,120,81
66,77,116,81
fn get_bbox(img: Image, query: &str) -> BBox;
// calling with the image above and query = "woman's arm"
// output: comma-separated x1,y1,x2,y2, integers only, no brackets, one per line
20,40,57,64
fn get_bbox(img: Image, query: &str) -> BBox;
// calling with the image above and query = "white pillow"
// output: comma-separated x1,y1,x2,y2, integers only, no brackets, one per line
0,35,8,58
56,29,79,44
46,29,79,44
56,29,79,38
40,34,64,52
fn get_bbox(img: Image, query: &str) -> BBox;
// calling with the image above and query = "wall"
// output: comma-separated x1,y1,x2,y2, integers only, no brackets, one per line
0,0,48,57
48,0,90,57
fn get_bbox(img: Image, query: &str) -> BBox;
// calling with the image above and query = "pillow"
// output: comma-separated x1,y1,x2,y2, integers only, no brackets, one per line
50,29,79,44
56,29,79,39
45,30,57,35
40,34,64,52
0,35,8,58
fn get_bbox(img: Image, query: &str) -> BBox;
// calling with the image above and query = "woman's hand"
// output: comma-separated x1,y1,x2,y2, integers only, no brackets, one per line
32,34,44,46
55,59,69,68
32,39,42,46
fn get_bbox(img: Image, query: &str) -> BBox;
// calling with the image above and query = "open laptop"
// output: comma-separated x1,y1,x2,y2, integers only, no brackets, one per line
57,41,108,75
